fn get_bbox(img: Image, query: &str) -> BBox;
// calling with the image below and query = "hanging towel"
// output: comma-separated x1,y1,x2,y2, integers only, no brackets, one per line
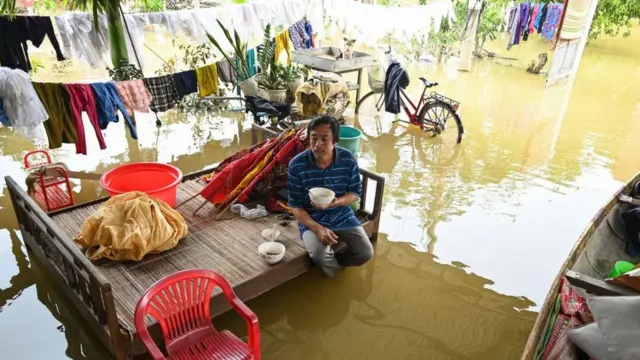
0,67,48,143
196,64,219,98
275,29,293,65
173,70,197,98
0,98,12,127
33,82,78,149
217,60,236,83
289,20,308,50
115,80,152,116
0,16,65,72
66,83,106,155
90,82,138,140
143,75,180,113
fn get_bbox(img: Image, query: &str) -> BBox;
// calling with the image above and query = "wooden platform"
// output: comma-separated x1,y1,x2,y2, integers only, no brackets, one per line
51,179,307,332
5,166,385,359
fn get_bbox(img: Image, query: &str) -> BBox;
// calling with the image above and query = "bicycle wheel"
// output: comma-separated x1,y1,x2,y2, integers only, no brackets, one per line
417,99,464,144
355,91,387,116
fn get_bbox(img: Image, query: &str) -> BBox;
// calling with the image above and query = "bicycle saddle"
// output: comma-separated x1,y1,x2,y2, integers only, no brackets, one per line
420,77,438,88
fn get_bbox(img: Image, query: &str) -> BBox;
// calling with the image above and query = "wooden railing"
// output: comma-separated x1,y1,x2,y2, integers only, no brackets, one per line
4,176,127,360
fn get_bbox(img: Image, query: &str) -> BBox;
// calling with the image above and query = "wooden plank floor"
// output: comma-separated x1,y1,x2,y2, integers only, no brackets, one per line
51,179,306,332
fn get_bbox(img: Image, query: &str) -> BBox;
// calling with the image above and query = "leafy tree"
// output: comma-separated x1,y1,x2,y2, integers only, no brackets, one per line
589,0,640,40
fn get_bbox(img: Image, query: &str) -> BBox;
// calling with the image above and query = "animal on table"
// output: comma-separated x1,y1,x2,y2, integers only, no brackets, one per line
526,52,548,75
335,37,357,60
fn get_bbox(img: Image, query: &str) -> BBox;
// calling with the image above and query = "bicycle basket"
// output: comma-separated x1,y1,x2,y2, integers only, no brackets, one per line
367,65,385,93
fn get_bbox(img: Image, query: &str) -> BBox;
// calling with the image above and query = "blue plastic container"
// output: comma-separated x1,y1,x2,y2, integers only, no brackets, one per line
338,126,362,154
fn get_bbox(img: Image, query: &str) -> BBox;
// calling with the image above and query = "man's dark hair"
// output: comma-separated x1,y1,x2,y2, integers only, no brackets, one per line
307,115,340,143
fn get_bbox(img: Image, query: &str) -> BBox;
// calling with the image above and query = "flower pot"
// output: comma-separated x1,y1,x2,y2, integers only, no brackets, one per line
266,89,287,103
288,78,304,95
238,77,259,97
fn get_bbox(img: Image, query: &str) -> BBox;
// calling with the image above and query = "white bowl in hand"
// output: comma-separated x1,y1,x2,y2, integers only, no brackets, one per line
258,241,286,265
309,187,335,207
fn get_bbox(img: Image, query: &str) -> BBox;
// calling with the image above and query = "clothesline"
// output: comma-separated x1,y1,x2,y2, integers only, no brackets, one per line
54,0,324,71
0,17,315,156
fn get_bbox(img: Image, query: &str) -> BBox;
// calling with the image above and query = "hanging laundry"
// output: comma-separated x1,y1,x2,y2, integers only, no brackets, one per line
0,16,65,72
0,99,11,127
542,3,564,41
33,82,78,149
55,13,145,70
529,3,540,34
289,19,308,50
115,80,152,116
275,29,293,65
91,82,138,140
503,1,515,32
0,68,48,143
304,20,315,48
507,5,517,33
66,83,106,155
217,60,236,84
173,70,198,98
507,4,521,49
535,3,546,33
247,48,257,77
143,76,180,113
195,64,219,98
515,3,530,43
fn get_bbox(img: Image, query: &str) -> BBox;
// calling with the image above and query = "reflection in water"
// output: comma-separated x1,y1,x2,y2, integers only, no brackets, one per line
217,234,533,359
1,31,640,359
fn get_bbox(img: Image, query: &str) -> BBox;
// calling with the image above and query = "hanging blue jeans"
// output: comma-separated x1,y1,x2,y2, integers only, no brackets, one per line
90,82,137,140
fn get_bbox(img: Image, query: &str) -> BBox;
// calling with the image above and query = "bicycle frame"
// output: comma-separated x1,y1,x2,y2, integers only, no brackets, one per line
373,84,433,127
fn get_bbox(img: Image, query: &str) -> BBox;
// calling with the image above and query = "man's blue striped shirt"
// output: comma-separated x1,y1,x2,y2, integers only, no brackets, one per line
287,146,362,235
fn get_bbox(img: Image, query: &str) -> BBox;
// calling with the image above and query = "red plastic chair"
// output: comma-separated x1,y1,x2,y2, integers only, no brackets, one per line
134,269,261,360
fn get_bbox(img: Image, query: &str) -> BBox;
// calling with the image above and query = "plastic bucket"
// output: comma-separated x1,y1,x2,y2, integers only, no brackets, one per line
608,260,636,278
100,162,183,207
338,126,362,154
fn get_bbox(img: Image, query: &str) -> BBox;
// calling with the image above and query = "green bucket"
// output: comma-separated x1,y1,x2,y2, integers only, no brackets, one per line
608,260,636,278
338,126,362,154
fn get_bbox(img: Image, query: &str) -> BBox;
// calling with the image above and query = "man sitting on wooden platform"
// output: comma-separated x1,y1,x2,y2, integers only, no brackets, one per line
287,115,374,277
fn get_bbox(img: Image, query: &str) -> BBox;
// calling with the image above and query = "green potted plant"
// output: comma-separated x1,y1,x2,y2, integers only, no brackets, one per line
256,24,287,102
206,19,258,96
279,63,304,94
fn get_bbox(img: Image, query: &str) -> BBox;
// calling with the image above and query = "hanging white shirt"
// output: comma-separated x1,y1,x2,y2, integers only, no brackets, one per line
0,67,49,143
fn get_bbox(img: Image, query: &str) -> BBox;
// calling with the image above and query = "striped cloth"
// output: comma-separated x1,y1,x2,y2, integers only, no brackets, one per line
559,0,592,40
287,147,362,235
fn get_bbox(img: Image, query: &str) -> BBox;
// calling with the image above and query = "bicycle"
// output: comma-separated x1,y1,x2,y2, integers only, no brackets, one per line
355,46,464,144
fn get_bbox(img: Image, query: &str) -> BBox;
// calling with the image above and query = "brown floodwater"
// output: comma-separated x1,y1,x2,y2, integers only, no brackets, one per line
1,28,640,360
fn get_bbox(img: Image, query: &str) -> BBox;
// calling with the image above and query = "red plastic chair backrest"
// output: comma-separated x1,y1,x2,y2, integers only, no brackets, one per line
134,269,237,358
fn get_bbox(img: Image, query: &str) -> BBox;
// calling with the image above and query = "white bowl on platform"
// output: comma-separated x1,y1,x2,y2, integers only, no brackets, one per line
261,228,281,241
258,242,286,265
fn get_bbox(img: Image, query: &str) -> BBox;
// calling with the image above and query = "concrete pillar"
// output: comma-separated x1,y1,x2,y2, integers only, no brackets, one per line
458,0,483,72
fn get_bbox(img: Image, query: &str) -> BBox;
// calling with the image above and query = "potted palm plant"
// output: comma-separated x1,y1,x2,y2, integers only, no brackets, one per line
256,24,287,102
206,19,258,96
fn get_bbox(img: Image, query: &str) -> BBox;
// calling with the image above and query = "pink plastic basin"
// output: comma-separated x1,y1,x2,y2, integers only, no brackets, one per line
100,162,183,207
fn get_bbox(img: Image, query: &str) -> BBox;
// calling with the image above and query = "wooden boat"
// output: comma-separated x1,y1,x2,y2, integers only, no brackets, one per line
521,172,640,359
